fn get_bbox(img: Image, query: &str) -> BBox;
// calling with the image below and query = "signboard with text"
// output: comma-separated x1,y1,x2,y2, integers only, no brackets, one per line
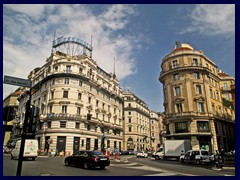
4,75,31,87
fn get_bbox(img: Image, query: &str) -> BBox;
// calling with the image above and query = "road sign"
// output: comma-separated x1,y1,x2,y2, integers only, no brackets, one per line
4,75,31,87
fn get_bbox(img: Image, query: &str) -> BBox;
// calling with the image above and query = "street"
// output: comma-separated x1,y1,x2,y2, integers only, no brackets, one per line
3,154,235,176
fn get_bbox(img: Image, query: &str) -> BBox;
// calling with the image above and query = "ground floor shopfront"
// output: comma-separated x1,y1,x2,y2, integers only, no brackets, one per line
36,132,123,156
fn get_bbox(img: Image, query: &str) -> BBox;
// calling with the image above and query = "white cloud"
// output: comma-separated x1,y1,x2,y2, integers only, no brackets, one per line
3,4,143,98
180,4,235,36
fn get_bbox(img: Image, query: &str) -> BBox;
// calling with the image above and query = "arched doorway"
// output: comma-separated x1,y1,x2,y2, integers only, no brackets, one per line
127,138,134,151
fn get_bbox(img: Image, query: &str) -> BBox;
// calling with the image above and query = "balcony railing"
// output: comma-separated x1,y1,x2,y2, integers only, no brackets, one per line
46,113,81,120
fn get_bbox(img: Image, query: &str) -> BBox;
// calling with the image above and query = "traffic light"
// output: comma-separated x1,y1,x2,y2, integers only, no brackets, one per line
3,107,16,121
27,106,40,134
87,113,92,120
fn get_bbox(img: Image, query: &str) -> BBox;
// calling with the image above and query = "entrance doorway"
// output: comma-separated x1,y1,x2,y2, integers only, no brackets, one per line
57,136,66,153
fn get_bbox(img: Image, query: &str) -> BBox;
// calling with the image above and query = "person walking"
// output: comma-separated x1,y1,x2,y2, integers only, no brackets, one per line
114,146,118,160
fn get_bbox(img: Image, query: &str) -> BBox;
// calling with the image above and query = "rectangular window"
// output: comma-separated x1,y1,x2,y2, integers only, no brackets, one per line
66,65,71,73
197,121,209,131
128,111,131,115
62,106,67,113
175,122,188,133
175,87,181,96
129,118,131,123
96,100,99,107
79,80,82,86
197,102,204,113
88,97,91,104
129,126,132,132
196,85,202,94
172,60,178,68
75,122,80,129
176,103,183,113
194,72,200,79
65,78,69,84
78,93,82,100
77,107,81,115
192,58,198,66
60,121,66,128
47,122,51,128
174,73,180,81
63,91,68,98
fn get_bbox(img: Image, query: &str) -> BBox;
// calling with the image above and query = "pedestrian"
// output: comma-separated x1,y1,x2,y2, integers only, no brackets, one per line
48,149,52,157
55,149,58,157
107,146,111,158
114,146,118,160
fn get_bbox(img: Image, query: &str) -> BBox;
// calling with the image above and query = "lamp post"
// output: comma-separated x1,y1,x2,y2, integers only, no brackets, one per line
101,132,107,154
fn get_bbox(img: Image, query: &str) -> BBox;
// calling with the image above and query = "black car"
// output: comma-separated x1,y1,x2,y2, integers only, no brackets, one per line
65,150,110,169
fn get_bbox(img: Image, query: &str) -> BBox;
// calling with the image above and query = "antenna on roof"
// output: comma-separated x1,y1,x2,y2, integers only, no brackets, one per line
51,31,56,53
90,35,93,58
113,57,116,78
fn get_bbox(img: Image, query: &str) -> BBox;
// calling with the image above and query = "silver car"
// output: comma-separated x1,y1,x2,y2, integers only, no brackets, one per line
136,151,148,158
180,150,210,164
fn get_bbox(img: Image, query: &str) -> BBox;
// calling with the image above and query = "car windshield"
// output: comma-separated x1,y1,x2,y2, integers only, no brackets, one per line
201,151,209,155
89,151,103,155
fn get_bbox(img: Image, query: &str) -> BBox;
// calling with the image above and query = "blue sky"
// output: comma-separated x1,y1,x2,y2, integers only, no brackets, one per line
3,4,235,112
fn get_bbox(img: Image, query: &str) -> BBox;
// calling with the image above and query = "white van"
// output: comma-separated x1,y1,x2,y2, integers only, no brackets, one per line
11,139,38,160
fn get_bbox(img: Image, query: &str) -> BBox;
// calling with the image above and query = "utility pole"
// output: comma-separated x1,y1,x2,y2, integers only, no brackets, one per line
3,75,32,176
16,91,31,176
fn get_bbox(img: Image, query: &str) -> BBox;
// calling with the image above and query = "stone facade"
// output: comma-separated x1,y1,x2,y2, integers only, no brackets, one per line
16,50,124,155
159,43,235,153
122,90,151,152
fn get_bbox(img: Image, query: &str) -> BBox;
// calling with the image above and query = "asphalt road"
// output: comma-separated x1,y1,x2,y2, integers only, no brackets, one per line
3,154,235,176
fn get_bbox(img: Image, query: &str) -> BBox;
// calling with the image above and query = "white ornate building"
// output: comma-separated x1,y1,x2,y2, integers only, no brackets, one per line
16,37,124,155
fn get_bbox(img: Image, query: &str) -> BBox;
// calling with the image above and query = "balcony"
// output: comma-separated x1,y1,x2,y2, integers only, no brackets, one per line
46,113,81,121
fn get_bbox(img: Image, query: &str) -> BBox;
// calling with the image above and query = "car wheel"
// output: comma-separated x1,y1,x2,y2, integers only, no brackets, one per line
65,159,70,166
100,165,106,169
180,158,184,163
32,157,35,161
155,156,160,160
83,162,89,169
11,154,14,159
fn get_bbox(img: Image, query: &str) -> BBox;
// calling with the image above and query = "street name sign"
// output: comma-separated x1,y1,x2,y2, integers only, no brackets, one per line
4,75,31,87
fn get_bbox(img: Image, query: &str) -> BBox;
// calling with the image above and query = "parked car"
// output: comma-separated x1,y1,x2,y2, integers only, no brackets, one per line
128,150,135,155
179,150,210,164
136,151,148,158
119,150,129,155
65,150,110,169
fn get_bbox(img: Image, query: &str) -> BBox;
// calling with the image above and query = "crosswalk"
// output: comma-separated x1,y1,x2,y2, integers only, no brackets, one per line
111,162,194,176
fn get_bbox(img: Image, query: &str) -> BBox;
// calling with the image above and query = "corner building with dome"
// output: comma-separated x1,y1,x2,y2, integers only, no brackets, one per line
159,42,235,153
